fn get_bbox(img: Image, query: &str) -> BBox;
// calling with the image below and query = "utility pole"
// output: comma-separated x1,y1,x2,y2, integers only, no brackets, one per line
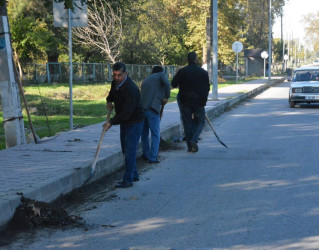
0,1,26,148
290,31,294,70
211,0,218,100
287,32,290,68
68,8,73,130
281,14,285,74
268,0,272,81
295,38,299,68
206,17,211,83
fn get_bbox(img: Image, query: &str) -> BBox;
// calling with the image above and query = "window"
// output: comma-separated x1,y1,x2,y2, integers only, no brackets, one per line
293,70,319,82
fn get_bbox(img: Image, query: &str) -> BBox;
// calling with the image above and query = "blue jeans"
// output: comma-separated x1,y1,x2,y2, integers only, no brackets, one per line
179,103,205,144
120,121,143,183
141,109,160,162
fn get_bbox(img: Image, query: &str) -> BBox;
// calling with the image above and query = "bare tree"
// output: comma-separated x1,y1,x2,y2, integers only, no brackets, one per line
73,0,122,63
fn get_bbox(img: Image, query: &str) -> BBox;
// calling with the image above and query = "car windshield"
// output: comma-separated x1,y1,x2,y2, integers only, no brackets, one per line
293,70,319,82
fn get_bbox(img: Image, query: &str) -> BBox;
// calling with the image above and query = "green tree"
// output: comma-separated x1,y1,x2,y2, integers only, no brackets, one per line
273,38,284,62
119,0,188,65
304,11,319,53
171,0,246,65
242,0,285,49
5,0,287,67
7,0,66,63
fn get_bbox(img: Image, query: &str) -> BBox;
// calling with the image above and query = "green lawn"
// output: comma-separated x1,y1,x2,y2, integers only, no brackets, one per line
0,77,259,150
0,82,111,149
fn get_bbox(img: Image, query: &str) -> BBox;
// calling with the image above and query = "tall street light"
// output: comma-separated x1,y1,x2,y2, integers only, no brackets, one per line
268,0,272,81
211,0,218,100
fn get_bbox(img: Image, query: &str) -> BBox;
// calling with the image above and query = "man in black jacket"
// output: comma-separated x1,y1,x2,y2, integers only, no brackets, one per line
103,62,144,188
171,52,210,152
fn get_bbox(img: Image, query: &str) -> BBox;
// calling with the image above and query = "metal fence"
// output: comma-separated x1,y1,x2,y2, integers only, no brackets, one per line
21,62,182,84
19,61,288,85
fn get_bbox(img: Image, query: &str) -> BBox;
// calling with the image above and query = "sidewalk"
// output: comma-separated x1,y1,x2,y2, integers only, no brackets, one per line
0,77,284,230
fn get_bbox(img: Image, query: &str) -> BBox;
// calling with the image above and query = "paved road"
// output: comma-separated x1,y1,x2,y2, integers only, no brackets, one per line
5,81,319,249
0,77,281,230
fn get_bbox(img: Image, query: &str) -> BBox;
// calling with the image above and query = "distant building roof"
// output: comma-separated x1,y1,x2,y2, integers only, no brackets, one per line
244,49,264,58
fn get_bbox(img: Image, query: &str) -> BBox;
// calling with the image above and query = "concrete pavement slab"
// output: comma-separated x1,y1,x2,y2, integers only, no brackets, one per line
0,77,284,230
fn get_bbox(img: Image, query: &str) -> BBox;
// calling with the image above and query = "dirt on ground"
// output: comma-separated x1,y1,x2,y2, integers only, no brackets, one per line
159,137,183,150
0,196,84,247
7,196,83,230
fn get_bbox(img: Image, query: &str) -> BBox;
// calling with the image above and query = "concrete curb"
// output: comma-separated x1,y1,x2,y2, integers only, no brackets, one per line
0,78,284,231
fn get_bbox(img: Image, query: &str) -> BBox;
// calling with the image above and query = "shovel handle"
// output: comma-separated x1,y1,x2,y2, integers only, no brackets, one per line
90,109,112,174
205,114,229,149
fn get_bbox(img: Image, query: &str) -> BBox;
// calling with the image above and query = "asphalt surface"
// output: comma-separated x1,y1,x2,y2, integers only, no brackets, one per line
0,77,284,231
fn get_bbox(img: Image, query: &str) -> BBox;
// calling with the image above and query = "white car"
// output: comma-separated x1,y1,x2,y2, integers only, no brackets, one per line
289,67,319,108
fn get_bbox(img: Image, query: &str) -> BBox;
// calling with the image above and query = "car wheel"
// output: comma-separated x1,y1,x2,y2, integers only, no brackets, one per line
289,100,295,108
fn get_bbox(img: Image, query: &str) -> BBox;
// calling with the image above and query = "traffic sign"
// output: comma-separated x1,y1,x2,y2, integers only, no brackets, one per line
261,51,268,59
53,0,88,28
232,41,243,53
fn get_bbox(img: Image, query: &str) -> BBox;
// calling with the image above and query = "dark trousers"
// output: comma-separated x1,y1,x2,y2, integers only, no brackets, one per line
179,103,205,145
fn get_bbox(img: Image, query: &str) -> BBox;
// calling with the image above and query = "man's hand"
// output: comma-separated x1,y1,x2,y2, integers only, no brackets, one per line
103,121,112,132
103,102,114,131
162,98,168,105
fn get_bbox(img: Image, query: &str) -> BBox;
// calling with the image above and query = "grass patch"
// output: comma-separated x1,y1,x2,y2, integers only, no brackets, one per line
0,82,111,150
0,77,261,150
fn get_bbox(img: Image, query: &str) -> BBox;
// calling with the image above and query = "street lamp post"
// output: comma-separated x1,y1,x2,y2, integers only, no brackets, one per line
261,51,269,78
268,0,272,81
232,41,243,84
68,8,73,130
211,0,218,100
284,54,288,73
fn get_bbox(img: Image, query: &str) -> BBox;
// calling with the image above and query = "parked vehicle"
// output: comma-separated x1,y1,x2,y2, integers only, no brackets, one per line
289,67,319,108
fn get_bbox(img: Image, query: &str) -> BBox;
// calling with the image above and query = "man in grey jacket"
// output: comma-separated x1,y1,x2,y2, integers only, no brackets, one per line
141,66,171,163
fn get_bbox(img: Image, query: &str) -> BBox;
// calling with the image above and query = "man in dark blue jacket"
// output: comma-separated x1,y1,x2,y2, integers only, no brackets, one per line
171,52,210,152
103,62,144,188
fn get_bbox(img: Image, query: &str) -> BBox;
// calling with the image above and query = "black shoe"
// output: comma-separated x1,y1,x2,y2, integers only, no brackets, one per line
142,155,149,162
115,181,133,188
149,159,160,164
190,141,198,152
133,177,139,182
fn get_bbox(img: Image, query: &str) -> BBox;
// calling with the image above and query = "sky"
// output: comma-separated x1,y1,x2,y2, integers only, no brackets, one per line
273,0,319,45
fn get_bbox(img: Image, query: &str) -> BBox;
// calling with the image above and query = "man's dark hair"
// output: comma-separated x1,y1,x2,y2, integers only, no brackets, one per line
187,52,197,64
152,66,164,74
113,62,126,73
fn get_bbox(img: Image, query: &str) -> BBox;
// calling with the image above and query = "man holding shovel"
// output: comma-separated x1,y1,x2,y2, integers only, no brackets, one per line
103,62,144,188
140,66,171,164
171,52,210,152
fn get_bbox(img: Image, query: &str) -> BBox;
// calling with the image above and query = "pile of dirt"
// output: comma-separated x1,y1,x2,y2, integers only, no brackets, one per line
159,138,183,151
6,196,83,231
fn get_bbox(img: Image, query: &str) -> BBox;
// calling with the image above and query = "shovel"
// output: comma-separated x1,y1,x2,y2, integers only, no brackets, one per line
84,110,112,184
205,114,229,149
